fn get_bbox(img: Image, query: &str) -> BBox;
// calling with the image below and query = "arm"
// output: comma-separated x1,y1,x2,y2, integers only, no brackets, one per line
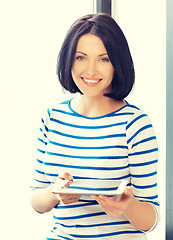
31,172,81,213
30,184,60,213
92,109,159,232
124,191,156,231
126,110,160,231
30,110,80,213
92,187,156,232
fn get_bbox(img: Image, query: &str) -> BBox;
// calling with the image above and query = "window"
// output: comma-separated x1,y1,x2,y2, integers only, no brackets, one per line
0,1,93,239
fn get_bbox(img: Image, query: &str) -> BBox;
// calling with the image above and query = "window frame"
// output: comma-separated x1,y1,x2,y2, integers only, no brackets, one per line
95,0,111,15
166,0,173,239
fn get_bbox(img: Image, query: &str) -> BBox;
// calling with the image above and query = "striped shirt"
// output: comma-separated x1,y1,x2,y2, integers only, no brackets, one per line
31,99,160,240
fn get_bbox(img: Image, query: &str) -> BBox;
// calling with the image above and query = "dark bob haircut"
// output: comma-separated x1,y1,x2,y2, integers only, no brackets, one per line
57,13,135,100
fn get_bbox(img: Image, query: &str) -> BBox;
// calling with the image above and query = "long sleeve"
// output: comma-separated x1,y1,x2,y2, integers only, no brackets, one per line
126,109,160,231
30,100,160,239
31,109,52,190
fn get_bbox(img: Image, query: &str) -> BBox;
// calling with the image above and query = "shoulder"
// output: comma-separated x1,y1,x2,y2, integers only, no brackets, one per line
124,103,157,147
118,102,151,127
125,103,151,129
46,99,71,117
41,99,71,125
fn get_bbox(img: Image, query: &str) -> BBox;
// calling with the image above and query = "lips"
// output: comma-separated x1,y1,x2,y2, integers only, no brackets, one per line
81,77,102,86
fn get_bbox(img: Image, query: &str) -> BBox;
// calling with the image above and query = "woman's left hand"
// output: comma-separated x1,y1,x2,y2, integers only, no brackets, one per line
91,187,133,217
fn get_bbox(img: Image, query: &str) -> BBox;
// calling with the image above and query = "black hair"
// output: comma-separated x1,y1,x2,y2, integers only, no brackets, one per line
57,13,135,100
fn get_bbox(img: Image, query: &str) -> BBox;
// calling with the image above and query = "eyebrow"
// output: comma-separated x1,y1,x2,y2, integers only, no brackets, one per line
76,51,108,57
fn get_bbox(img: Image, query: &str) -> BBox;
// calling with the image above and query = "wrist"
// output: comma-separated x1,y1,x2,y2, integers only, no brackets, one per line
123,195,156,232
124,194,137,216
48,185,60,206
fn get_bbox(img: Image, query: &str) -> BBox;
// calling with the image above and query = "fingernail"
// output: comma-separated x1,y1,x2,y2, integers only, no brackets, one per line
68,176,73,180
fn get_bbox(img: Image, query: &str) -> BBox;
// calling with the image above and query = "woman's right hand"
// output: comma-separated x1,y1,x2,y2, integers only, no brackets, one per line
55,172,81,204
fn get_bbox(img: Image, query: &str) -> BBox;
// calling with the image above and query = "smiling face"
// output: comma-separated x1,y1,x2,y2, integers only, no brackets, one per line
71,34,114,98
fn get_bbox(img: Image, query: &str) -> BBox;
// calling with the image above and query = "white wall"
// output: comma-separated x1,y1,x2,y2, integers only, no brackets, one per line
0,1,93,239
112,0,166,239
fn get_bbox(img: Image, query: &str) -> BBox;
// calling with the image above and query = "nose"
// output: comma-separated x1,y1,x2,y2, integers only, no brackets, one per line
86,60,98,76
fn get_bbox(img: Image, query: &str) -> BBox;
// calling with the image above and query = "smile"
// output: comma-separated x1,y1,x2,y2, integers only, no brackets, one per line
81,77,102,85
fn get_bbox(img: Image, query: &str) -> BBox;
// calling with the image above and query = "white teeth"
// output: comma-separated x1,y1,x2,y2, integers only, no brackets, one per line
82,78,100,83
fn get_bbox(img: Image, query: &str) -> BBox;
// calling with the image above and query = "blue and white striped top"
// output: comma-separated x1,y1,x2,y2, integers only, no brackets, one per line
31,99,160,240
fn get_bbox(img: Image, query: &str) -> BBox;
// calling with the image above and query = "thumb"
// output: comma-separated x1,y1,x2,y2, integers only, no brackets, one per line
123,187,133,196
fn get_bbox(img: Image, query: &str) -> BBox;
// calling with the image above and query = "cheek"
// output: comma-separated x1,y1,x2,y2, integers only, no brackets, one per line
105,67,114,82
100,63,114,78
71,63,81,79
109,67,115,80
71,65,78,81
71,67,81,87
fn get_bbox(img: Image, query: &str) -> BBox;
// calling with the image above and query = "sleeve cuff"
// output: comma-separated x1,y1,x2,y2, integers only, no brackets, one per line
144,203,160,233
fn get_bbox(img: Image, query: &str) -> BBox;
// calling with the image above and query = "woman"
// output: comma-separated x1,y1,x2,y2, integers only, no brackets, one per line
30,14,160,239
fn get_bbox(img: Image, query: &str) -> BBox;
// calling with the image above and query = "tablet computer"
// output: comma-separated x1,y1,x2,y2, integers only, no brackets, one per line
52,179,128,196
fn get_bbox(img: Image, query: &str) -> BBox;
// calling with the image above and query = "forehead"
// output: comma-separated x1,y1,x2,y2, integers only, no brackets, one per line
76,34,107,54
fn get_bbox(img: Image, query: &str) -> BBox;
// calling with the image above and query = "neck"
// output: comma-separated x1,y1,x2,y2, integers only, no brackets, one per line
71,94,125,118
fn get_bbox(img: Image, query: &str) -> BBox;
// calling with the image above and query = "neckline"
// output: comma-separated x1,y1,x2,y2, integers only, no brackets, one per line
68,99,129,119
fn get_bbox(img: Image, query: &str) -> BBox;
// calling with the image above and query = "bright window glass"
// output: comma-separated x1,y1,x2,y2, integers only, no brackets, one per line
0,1,93,239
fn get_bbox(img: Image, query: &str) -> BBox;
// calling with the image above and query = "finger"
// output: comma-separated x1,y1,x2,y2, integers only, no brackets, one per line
112,188,132,202
121,187,133,201
91,195,109,200
91,195,116,216
58,172,73,187
91,195,110,207
58,172,73,180
112,194,122,201
63,198,79,204
59,194,81,199
59,194,81,204
64,180,73,188
91,195,102,204
123,187,132,195
120,189,133,205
